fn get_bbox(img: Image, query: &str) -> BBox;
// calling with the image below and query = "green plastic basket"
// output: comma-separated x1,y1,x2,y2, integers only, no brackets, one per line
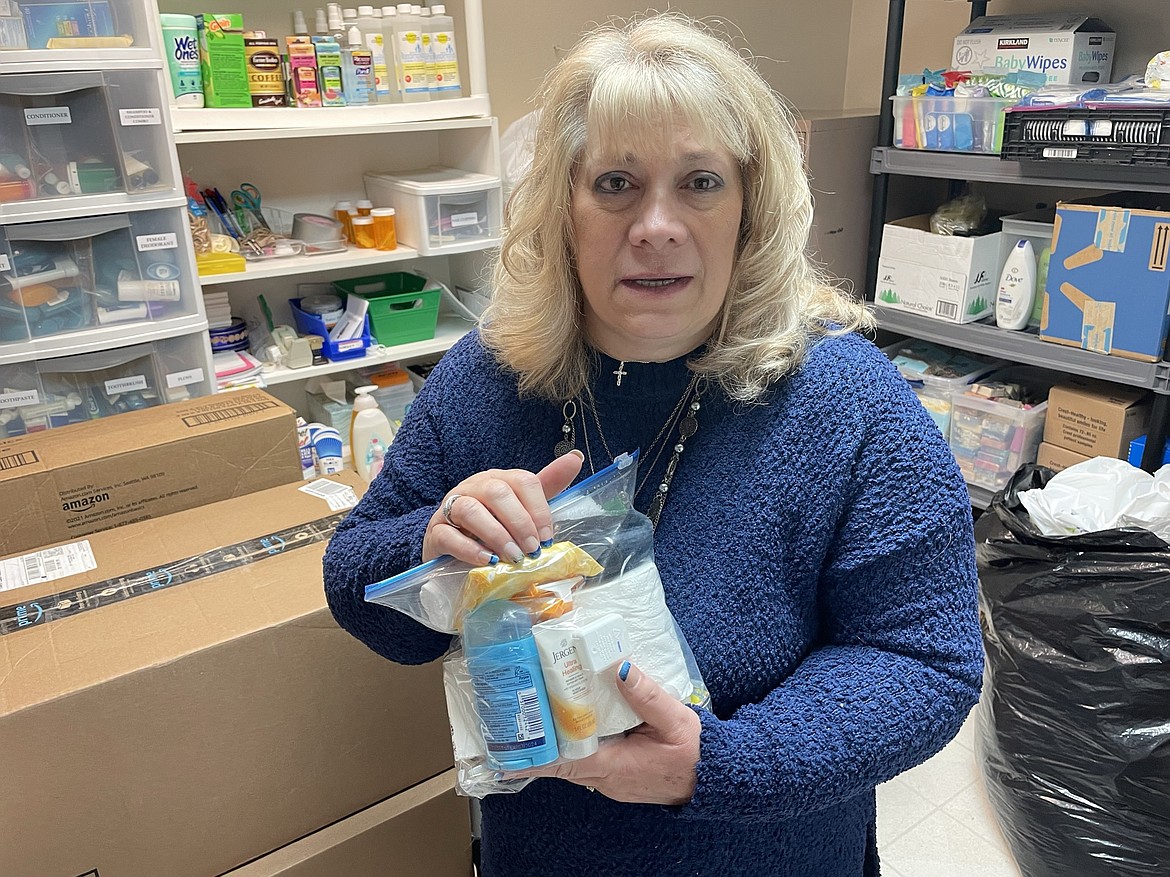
332,272,441,347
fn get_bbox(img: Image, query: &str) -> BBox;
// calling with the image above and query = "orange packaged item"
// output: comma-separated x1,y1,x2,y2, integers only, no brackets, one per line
455,542,602,624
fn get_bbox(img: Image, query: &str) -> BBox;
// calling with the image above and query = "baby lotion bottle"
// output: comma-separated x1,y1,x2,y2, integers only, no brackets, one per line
464,600,560,770
995,239,1036,331
350,385,394,481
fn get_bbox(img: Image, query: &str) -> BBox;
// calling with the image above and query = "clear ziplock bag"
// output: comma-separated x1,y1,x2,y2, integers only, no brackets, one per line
365,452,710,797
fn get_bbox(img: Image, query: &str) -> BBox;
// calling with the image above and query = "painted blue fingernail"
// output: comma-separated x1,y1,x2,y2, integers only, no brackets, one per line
488,554,500,565
540,538,554,549
526,548,542,559
618,660,631,682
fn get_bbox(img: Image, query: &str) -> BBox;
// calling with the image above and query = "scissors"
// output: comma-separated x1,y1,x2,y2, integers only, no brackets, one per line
230,183,269,231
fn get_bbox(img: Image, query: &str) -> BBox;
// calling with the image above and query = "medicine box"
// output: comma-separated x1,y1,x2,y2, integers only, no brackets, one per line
890,95,1014,154
1043,377,1149,458
0,207,200,347
951,15,1115,86
363,167,501,256
0,68,178,214
0,333,213,437
1041,194,1170,362
876,215,1004,323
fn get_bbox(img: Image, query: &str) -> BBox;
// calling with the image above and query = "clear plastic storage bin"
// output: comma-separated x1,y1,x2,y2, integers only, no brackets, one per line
1000,207,1055,254
0,333,211,436
884,339,1003,439
0,206,199,346
949,393,1048,493
0,0,158,62
0,68,176,214
890,95,1016,154
363,166,501,255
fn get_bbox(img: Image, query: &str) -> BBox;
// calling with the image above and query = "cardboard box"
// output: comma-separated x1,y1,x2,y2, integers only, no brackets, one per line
1044,377,1151,458
1042,195,1170,362
1036,441,1092,473
0,472,457,877
952,15,1115,85
0,388,301,556
223,771,471,877
876,215,1004,323
197,13,251,108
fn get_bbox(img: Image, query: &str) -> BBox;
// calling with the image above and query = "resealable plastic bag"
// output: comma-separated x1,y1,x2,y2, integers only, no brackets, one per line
975,465,1170,877
365,452,710,797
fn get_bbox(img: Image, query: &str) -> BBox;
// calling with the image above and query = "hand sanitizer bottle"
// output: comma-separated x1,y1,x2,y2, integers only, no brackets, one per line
995,239,1036,331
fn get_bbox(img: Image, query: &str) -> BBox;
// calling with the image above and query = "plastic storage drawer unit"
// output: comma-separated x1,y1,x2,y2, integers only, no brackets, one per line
0,207,199,347
0,0,158,63
363,167,501,255
890,95,1015,154
0,333,212,436
0,68,177,214
332,271,441,347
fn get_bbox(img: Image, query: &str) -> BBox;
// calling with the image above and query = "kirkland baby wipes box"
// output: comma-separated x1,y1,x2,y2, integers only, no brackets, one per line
876,215,1004,323
0,388,301,555
952,15,1115,85
0,473,458,877
1042,195,1170,362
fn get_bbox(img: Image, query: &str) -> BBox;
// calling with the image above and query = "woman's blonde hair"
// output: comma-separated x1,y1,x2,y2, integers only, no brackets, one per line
482,12,874,403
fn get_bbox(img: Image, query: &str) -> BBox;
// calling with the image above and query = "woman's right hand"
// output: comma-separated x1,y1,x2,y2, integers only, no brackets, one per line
422,450,584,565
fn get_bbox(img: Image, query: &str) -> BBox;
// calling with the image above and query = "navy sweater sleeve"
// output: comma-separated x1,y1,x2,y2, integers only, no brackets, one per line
322,366,454,665
683,356,983,821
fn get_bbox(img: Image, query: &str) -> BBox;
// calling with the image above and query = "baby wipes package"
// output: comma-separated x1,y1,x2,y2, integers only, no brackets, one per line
365,453,710,798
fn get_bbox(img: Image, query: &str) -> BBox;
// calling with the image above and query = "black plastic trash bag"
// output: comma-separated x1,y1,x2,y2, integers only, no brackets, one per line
975,465,1170,877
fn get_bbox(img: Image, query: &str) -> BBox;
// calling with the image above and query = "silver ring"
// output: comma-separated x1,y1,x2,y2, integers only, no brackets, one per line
441,493,462,527
586,786,596,793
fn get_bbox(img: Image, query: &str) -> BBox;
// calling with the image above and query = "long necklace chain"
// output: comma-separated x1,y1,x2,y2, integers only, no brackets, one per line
554,375,702,528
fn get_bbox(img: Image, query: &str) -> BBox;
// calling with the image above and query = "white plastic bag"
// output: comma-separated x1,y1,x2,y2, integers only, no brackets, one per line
1019,456,1170,539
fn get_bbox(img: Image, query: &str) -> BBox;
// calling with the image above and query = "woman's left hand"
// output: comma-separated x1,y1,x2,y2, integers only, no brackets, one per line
514,662,701,805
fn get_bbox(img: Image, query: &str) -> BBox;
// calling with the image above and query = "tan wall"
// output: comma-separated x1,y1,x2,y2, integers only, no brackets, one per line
484,1,855,131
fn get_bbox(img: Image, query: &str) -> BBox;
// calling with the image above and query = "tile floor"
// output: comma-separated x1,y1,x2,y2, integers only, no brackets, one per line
877,711,1023,877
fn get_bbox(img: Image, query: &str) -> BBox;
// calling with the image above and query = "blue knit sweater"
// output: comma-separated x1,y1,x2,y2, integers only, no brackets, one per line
323,329,983,877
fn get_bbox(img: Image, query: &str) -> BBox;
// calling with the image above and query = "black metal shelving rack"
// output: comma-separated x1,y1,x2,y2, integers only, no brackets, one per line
865,0,1170,505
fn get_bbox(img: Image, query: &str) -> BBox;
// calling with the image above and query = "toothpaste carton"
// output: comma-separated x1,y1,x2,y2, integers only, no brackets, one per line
952,15,1115,86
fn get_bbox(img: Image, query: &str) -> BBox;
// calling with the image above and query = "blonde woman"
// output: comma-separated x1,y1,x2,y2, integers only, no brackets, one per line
325,13,981,877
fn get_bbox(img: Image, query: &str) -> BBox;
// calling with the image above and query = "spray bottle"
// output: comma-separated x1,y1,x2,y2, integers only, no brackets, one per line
350,385,394,482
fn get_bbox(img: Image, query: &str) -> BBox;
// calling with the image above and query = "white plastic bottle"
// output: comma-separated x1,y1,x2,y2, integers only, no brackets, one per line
351,386,395,482
428,5,461,99
995,239,1037,331
379,6,402,102
417,6,434,95
356,5,390,101
395,3,429,101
